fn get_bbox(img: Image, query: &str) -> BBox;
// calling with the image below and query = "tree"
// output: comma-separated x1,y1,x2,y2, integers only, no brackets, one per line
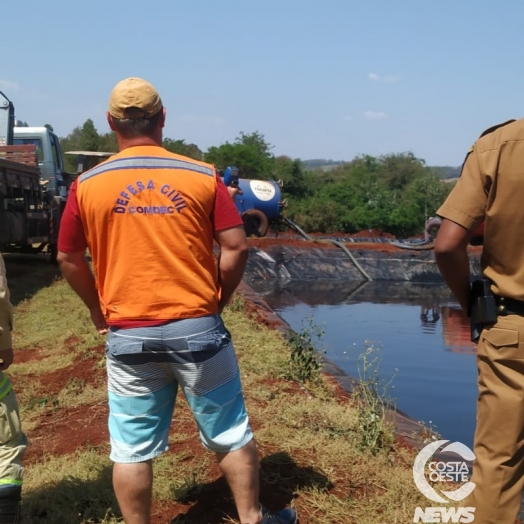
60,119,100,154
79,119,100,151
275,156,310,198
204,131,275,179
380,152,426,191
60,119,109,172
98,131,117,153
292,199,346,233
285,152,451,237
163,138,203,160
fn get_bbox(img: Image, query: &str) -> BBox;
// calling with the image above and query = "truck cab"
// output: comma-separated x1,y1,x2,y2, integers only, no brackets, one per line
12,126,69,198
0,91,71,258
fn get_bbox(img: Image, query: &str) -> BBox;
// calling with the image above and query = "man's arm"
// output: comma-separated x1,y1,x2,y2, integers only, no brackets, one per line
434,219,475,312
56,250,108,334
214,225,249,313
0,255,14,370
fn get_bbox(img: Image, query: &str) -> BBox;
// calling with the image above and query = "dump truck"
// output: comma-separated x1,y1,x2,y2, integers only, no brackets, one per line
0,91,70,258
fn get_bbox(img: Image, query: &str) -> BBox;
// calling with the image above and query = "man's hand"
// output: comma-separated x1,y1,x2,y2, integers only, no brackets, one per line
214,225,249,312
90,306,109,335
57,250,109,334
0,348,14,371
226,186,243,202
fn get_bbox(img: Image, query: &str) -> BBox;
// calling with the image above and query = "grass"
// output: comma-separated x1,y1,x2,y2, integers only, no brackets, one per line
353,341,396,453
6,255,434,523
284,315,326,385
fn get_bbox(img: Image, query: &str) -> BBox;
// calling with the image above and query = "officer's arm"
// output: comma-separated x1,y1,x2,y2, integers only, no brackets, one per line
214,225,249,313
434,219,474,312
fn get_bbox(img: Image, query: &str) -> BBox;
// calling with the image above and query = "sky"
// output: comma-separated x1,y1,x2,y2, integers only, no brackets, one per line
2,0,524,166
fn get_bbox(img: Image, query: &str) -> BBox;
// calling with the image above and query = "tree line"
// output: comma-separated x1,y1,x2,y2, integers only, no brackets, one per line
59,119,455,238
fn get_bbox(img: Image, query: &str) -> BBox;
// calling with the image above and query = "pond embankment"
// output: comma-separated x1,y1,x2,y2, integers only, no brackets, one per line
244,235,482,284
239,235,482,450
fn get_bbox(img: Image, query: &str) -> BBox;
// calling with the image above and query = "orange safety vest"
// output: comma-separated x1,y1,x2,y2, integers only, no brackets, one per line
76,145,220,323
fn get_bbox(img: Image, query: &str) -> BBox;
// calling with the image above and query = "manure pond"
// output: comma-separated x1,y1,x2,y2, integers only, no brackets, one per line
252,280,478,449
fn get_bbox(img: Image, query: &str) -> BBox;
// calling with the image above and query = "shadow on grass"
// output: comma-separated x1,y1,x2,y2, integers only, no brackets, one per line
20,452,330,524
21,464,121,524
3,253,61,306
170,451,331,524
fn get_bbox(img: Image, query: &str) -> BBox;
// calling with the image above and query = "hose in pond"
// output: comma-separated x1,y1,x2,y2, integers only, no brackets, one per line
282,217,373,282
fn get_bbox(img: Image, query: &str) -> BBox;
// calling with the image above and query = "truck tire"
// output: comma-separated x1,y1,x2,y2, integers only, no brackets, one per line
242,209,269,238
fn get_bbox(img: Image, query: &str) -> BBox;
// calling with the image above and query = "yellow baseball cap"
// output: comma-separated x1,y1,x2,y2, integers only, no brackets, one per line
108,77,163,119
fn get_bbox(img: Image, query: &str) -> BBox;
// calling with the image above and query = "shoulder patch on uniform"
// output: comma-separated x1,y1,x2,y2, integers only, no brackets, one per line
458,147,474,177
459,144,476,175
459,119,516,177
478,119,516,138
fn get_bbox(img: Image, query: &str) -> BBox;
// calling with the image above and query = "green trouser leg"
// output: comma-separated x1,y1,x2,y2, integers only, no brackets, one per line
0,374,26,524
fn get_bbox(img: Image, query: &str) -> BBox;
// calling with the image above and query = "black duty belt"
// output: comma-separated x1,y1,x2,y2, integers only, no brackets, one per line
495,296,524,316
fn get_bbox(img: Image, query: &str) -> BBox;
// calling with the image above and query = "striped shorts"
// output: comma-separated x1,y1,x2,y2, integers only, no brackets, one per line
105,314,253,463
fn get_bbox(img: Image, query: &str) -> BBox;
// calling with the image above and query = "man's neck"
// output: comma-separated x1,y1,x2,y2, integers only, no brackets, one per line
117,136,162,151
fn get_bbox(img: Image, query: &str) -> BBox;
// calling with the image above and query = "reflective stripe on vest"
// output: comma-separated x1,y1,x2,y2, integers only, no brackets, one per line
80,156,214,183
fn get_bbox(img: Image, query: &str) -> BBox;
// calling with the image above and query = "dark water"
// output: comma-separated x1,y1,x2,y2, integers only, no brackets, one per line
253,280,478,449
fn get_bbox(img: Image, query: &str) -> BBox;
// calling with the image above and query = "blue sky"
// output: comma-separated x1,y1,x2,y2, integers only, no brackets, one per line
2,1,523,166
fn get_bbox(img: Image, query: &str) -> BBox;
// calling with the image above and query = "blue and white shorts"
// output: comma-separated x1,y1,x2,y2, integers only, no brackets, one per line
105,314,253,463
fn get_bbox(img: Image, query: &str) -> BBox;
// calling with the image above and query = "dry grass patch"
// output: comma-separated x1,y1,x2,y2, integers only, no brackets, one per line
10,269,435,523
11,352,77,377
22,448,120,524
153,450,213,504
56,379,107,408
14,279,101,353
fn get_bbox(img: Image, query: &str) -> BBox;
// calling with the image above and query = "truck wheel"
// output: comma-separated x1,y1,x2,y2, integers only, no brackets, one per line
49,243,58,265
242,209,269,237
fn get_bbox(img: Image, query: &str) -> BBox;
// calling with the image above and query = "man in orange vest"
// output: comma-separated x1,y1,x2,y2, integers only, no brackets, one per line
57,78,297,524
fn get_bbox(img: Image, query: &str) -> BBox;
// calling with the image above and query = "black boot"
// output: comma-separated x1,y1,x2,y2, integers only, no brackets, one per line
0,485,21,524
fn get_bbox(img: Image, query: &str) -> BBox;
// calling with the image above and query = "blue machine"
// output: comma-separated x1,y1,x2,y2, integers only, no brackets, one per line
235,178,282,220
223,166,239,188
220,166,284,237
235,178,283,237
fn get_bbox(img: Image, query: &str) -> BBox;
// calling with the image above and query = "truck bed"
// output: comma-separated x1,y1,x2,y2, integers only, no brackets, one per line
0,145,50,248
0,145,41,195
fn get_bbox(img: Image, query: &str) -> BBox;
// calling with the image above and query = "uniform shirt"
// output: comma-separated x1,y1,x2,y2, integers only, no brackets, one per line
58,145,243,325
0,255,13,351
437,118,524,300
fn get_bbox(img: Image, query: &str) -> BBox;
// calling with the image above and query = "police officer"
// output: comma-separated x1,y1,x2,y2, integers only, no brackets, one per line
0,254,27,524
434,118,524,524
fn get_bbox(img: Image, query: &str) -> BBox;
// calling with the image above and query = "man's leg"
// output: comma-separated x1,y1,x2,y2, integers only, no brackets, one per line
173,316,296,523
106,326,177,524
113,461,153,524
175,318,261,522
466,316,524,524
0,374,26,524
217,439,262,524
